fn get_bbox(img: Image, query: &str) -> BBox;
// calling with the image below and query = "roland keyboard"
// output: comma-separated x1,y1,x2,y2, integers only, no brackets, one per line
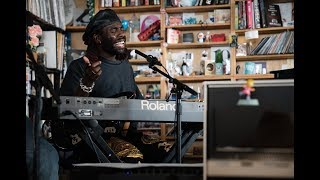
58,96,204,122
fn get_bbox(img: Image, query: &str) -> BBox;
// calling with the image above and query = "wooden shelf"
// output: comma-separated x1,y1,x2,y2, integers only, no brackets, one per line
236,54,294,61
66,26,86,32
174,75,232,82
234,74,275,80
100,5,161,13
166,23,230,31
235,26,294,35
126,41,162,47
166,41,229,49
165,4,230,13
135,76,161,84
27,11,65,33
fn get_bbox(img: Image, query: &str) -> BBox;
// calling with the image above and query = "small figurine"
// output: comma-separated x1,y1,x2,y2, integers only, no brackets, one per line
237,79,259,106
239,79,255,100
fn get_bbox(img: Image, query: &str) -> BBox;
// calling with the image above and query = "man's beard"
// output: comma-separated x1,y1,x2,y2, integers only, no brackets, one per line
101,38,128,61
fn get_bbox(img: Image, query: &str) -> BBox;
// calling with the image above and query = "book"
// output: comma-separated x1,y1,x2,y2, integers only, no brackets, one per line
275,2,294,27
169,15,183,26
274,31,289,54
214,9,231,23
256,35,274,55
260,34,276,55
245,0,253,29
238,1,245,29
249,36,269,55
268,32,283,54
242,1,247,28
244,62,255,74
253,0,261,28
254,62,267,74
234,3,239,29
266,4,282,27
167,28,180,44
42,31,57,69
258,0,267,28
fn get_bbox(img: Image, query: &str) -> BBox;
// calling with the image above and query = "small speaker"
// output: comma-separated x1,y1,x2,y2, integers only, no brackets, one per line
182,33,194,43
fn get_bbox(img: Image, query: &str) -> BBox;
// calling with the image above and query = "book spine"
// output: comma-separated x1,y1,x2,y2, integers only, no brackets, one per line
253,0,261,28
113,0,120,7
122,0,127,6
235,3,239,30
266,4,283,27
246,0,253,29
238,1,244,29
242,1,247,29
258,0,267,28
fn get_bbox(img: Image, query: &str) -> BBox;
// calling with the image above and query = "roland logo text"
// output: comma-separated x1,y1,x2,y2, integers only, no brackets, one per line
141,100,176,111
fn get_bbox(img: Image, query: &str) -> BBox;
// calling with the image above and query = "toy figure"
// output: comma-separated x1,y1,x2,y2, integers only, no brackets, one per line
239,79,255,100
237,79,259,106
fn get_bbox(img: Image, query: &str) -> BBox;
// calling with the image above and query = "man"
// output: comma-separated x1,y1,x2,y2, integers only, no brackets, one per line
59,9,169,163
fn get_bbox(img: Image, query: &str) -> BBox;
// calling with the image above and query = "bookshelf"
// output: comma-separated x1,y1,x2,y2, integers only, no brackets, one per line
231,0,294,78
26,8,66,93
70,0,282,99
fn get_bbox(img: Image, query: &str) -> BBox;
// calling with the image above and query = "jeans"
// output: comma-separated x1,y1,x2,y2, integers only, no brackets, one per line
26,117,59,180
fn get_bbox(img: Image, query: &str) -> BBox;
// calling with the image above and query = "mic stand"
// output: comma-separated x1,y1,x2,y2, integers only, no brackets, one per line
145,55,197,163
26,47,61,180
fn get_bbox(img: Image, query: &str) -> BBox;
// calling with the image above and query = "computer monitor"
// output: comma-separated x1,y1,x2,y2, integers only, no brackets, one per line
202,79,294,178
203,79,294,157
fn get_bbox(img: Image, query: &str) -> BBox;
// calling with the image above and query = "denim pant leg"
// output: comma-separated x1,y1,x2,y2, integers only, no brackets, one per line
39,138,59,180
26,117,59,180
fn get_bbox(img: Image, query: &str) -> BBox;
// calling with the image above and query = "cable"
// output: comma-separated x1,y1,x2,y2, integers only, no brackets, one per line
61,110,102,163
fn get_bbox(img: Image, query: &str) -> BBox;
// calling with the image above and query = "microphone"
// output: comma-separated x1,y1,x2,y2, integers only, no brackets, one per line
134,49,162,66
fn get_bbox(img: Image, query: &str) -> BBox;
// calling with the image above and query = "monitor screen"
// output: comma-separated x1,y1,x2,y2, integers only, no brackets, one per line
204,79,294,158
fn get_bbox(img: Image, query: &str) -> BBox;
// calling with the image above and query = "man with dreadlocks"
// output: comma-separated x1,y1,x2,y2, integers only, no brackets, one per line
59,9,170,164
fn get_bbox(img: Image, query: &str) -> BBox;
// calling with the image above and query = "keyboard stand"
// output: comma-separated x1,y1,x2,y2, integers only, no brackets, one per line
163,123,203,163
77,127,122,163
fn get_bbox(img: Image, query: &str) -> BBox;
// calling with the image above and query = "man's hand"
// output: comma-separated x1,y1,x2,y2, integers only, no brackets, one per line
83,56,102,82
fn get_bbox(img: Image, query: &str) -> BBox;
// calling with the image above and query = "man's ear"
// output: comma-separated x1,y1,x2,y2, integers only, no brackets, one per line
93,34,102,44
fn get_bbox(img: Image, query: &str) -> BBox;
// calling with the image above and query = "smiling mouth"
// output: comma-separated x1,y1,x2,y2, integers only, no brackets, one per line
114,41,125,48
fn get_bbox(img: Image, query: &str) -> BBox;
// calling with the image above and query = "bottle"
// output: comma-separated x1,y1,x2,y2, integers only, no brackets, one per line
200,50,208,75
214,49,223,75
36,42,47,67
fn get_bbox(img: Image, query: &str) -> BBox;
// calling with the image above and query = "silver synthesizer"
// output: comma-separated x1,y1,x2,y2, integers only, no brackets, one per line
58,96,204,122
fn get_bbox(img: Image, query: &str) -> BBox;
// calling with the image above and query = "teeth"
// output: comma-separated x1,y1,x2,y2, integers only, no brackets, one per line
115,41,125,45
